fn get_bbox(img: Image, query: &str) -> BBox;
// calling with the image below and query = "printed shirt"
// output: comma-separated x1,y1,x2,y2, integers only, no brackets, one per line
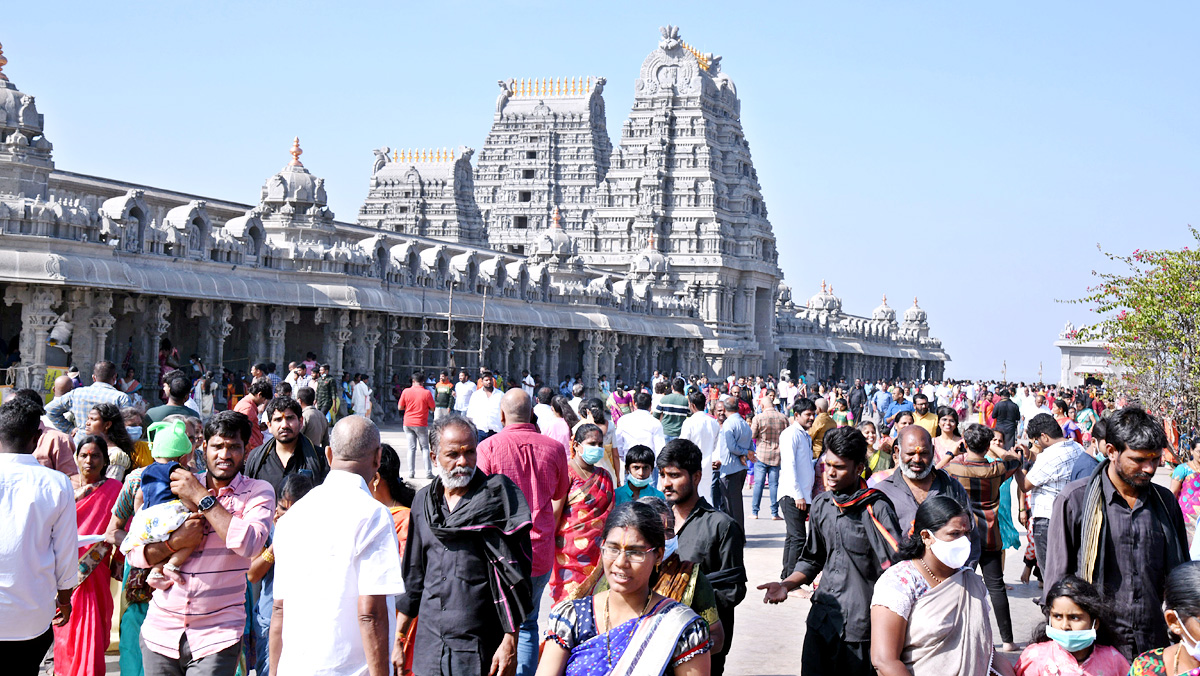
944,456,1021,551
129,472,274,660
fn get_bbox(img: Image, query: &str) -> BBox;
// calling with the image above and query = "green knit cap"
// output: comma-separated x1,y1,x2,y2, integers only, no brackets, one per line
147,420,193,459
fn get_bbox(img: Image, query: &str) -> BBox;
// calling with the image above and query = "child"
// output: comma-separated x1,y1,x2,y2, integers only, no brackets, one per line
614,444,665,504
1016,575,1128,675
119,420,197,590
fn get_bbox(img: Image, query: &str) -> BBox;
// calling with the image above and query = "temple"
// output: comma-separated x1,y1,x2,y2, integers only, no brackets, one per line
0,28,947,407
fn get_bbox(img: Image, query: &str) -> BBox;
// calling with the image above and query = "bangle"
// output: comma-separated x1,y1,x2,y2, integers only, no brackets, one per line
164,538,178,554
261,549,275,564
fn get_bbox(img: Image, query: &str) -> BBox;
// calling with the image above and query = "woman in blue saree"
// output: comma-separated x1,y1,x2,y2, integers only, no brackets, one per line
537,501,711,676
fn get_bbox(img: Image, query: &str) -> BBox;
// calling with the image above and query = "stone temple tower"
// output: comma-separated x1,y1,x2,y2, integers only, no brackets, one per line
0,43,53,200
588,27,781,376
473,76,612,255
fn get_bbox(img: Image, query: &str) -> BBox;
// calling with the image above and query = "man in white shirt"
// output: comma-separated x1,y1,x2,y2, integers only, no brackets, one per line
466,371,504,442
615,391,666,465
532,387,557,436
452,370,474,416
679,390,719,503
520,370,535,397
271,415,405,676
567,383,584,416
0,397,77,674
777,398,816,580
1020,412,1084,573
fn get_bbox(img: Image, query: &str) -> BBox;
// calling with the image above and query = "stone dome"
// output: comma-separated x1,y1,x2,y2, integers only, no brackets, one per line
904,297,927,324
872,294,896,322
0,45,44,138
535,225,573,256
631,235,668,276
260,138,327,208
806,280,841,313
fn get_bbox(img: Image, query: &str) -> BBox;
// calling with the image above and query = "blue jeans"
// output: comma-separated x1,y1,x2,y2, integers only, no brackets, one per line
752,461,780,517
517,571,552,676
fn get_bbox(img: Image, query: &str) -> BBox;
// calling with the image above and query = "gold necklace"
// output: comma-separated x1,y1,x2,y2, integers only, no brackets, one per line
604,591,655,666
918,556,942,585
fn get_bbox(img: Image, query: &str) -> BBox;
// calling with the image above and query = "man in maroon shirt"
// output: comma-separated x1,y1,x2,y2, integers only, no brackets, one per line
476,388,569,676
398,371,436,479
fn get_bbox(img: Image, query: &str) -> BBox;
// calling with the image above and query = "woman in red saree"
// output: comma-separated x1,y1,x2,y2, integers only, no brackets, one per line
54,435,122,676
550,424,615,604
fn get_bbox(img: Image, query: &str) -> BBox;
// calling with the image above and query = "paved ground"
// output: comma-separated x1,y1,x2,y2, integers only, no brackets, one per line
92,430,1157,674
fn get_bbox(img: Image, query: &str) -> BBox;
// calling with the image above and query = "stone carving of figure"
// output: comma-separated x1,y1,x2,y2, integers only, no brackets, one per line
315,178,327,204
496,79,515,113
658,25,681,51
371,148,391,175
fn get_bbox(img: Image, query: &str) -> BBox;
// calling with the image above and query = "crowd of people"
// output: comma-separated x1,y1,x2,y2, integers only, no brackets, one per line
1,351,1196,676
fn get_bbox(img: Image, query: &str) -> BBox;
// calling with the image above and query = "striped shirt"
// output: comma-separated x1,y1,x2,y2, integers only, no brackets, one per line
129,472,274,660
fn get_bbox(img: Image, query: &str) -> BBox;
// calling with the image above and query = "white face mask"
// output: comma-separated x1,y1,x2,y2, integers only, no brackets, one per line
925,531,971,569
1179,616,1200,661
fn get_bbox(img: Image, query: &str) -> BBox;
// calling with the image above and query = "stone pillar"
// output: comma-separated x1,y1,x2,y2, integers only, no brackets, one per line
142,297,172,396
332,310,352,375
267,308,288,367
363,313,382,377
89,292,116,367
243,305,265,366
547,329,564,387
4,286,61,393
604,333,619,384
583,331,604,395
208,302,233,375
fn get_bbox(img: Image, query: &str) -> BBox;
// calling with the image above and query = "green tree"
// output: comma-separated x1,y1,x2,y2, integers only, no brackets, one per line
1068,228,1200,437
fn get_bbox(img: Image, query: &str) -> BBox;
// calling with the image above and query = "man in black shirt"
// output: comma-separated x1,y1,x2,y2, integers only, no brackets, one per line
759,427,902,676
1045,406,1186,660
659,438,746,676
244,395,329,497
992,386,1021,450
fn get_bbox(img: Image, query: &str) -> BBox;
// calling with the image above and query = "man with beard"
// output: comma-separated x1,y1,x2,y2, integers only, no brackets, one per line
658,438,746,676
396,415,533,676
129,411,275,675
909,393,937,437
876,425,980,563
245,395,329,498
1045,405,1186,661
758,427,901,676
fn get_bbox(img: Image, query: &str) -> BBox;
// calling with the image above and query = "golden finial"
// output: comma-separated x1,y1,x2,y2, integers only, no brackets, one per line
392,150,397,161
289,137,304,167
450,148,455,161
557,77,563,95
882,294,888,305
913,296,919,307
0,42,8,82
587,76,591,93
649,233,656,248
821,279,827,294
553,207,561,228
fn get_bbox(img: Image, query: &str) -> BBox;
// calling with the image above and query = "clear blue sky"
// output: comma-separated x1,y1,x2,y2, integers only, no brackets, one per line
7,2,1198,381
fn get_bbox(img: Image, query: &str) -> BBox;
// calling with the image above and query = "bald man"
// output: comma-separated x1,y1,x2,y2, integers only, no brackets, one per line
808,397,835,461
876,425,982,564
476,390,569,676
271,415,405,676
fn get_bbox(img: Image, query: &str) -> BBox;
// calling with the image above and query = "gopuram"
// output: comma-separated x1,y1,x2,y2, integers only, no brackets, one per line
0,26,948,407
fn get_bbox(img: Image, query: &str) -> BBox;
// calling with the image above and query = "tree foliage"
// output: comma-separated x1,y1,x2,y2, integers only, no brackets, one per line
1068,228,1200,434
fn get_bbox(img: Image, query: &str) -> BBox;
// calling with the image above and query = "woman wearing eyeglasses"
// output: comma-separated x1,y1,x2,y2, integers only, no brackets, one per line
537,501,712,676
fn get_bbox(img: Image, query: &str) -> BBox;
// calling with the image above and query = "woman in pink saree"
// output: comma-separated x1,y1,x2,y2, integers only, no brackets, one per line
54,435,122,676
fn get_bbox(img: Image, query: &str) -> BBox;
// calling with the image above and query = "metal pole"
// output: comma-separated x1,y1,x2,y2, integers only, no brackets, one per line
478,285,488,368
447,282,455,369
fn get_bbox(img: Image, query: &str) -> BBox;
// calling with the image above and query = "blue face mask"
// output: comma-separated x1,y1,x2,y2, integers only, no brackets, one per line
127,426,143,442
579,445,605,466
1045,623,1096,652
627,474,651,488
664,537,678,559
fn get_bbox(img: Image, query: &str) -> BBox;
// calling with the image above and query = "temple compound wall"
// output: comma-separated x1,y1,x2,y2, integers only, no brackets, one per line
0,27,947,412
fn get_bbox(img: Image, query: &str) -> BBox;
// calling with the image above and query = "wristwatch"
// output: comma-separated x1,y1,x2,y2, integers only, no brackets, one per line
198,496,217,513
